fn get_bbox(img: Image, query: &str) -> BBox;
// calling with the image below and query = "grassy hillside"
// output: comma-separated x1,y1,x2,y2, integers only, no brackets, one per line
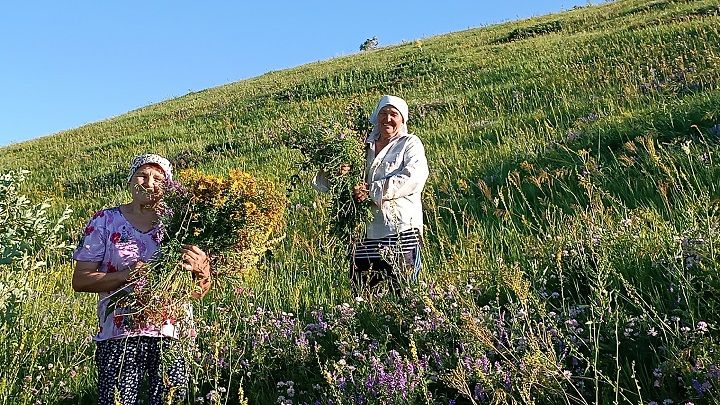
1,0,720,403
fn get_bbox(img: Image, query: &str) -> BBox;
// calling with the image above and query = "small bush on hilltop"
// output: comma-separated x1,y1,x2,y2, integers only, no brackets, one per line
360,36,378,51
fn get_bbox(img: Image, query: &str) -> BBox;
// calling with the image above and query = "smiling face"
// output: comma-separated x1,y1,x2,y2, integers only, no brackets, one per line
129,163,166,205
376,105,404,138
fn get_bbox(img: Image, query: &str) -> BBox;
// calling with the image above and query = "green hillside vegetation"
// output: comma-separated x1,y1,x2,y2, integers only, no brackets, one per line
1,0,720,403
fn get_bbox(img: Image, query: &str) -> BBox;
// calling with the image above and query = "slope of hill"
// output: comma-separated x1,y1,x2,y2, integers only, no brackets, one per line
1,0,719,403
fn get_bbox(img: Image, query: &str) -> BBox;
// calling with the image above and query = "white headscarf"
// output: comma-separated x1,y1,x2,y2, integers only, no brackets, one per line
368,95,410,139
127,153,173,182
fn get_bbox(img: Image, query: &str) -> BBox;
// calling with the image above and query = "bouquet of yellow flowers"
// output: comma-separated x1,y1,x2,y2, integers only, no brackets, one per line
107,169,286,328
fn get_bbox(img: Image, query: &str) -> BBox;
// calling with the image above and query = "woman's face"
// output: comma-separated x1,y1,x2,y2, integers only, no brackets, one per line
377,105,403,138
129,164,166,204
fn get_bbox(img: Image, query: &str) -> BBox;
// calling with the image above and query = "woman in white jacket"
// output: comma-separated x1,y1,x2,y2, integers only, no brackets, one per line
349,95,429,288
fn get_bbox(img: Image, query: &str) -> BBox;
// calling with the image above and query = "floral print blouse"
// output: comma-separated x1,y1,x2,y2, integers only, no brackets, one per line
73,207,183,341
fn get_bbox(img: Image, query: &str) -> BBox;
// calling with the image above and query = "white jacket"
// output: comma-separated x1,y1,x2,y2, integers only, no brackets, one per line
365,131,428,239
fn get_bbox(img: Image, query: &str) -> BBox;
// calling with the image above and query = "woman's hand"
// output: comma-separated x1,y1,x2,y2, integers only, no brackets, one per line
352,182,369,202
130,261,149,280
339,164,351,175
181,245,212,299
180,245,209,275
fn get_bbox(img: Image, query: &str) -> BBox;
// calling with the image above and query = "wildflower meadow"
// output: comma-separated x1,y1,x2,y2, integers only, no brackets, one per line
1,0,720,403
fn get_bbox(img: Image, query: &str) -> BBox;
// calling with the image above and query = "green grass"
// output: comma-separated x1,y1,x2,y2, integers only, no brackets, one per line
1,0,720,403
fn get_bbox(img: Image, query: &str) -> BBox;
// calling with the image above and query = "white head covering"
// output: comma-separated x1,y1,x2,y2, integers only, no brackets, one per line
128,153,173,182
369,95,409,124
368,95,410,140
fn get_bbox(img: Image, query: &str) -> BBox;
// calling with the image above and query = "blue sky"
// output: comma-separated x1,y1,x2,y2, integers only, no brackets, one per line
0,1,589,147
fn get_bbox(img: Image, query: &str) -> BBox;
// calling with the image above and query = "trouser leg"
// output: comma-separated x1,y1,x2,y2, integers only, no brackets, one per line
146,337,188,405
96,338,144,405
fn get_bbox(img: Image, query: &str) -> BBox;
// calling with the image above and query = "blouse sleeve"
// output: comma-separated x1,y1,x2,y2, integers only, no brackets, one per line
72,210,108,263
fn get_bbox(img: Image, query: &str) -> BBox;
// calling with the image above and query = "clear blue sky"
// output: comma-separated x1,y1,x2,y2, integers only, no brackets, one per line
0,1,589,147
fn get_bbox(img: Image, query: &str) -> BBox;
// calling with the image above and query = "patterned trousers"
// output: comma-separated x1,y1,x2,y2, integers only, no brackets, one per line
95,336,188,405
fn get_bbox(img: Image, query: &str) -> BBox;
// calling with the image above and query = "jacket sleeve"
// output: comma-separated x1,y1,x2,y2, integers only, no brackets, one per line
312,170,330,193
369,137,429,205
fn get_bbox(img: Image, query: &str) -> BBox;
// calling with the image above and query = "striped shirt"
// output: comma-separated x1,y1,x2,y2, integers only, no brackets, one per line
353,228,421,260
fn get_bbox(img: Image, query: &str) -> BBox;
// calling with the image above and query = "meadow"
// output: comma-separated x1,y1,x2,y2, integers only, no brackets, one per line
1,0,720,403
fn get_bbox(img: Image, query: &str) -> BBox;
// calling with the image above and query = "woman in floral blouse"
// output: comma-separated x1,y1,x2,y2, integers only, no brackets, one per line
72,153,211,405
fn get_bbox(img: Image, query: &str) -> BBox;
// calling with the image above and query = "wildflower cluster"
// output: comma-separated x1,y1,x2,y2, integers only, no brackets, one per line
188,281,583,404
162,169,286,275
110,168,286,329
282,100,373,243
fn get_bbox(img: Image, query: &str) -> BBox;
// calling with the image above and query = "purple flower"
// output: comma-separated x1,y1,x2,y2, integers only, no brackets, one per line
472,384,487,401
567,129,581,141
480,356,490,373
709,124,720,137
580,113,600,123
691,379,711,396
